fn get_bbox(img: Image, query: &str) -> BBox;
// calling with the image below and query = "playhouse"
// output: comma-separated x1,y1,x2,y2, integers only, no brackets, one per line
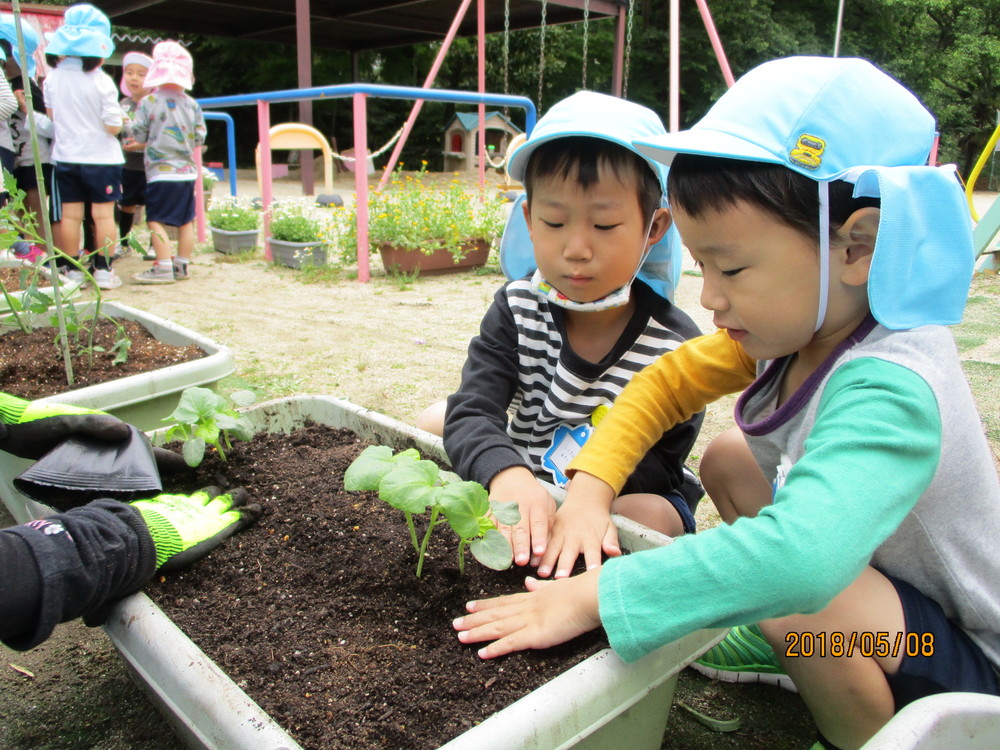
442,110,522,173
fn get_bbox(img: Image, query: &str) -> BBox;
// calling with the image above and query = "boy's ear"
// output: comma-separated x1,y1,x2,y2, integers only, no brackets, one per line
521,195,532,233
647,207,672,246
837,207,879,286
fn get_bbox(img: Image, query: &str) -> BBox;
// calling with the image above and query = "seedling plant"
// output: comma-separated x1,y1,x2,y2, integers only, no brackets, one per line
162,387,257,466
344,445,520,577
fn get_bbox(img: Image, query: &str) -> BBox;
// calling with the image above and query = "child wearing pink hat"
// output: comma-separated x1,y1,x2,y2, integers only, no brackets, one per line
126,41,205,284
117,51,152,257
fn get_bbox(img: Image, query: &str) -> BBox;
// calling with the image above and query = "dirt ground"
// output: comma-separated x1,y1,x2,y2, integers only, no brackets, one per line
1,178,998,749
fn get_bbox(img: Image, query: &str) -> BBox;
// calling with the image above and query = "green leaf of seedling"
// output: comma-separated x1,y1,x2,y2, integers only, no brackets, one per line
167,386,221,424
438,481,490,539
379,460,442,514
470,528,514,571
214,412,242,430
490,500,521,527
437,469,462,486
182,437,207,467
229,389,257,407
228,416,255,442
194,422,221,446
344,445,397,490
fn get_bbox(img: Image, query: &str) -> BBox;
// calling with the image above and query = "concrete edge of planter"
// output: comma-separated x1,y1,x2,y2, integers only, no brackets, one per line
859,692,1000,749
102,395,723,750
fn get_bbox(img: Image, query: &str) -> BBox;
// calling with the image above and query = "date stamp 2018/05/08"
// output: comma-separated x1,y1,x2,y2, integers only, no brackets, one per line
785,631,935,659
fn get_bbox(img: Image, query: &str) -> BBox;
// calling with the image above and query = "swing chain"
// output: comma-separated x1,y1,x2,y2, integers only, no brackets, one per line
538,0,548,110
503,0,510,122
330,125,406,162
581,0,589,90
623,0,635,98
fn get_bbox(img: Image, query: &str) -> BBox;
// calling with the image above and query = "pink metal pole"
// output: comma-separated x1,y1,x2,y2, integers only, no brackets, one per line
377,0,475,191
296,0,315,194
694,0,735,87
477,0,486,190
194,147,206,243
354,92,370,282
258,99,273,261
670,0,679,131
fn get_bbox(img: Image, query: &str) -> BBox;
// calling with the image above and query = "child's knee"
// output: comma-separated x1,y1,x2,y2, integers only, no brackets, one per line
416,400,447,436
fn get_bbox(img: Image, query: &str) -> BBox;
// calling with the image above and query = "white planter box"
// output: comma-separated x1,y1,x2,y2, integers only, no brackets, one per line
861,693,1000,749
0,301,234,524
103,395,723,750
268,238,328,269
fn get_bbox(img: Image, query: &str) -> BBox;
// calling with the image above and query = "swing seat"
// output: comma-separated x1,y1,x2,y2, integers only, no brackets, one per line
255,123,335,195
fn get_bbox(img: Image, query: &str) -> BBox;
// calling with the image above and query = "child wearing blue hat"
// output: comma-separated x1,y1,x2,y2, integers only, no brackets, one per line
453,57,1000,749
43,3,124,289
432,90,705,570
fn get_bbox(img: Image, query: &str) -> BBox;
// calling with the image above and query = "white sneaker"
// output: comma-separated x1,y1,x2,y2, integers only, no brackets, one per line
93,269,123,290
133,265,176,284
60,269,86,284
171,257,190,281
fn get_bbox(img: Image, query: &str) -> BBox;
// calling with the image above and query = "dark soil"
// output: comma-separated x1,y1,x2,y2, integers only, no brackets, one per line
0,266,43,292
0,319,205,399
153,424,607,750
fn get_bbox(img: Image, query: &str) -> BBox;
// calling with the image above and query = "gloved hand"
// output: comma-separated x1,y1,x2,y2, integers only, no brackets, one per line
0,392,186,473
130,487,261,572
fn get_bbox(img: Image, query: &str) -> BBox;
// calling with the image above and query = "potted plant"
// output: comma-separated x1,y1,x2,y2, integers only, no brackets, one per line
99,395,724,750
267,200,332,269
343,165,506,275
206,196,260,255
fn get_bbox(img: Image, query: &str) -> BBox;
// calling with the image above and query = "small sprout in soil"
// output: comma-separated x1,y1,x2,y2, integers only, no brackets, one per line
344,445,520,576
163,387,257,466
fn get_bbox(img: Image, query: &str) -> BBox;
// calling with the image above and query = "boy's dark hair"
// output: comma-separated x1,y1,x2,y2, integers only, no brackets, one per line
523,136,663,224
44,54,102,72
667,154,880,243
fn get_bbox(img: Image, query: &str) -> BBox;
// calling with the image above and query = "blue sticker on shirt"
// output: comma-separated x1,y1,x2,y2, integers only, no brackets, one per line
542,424,594,488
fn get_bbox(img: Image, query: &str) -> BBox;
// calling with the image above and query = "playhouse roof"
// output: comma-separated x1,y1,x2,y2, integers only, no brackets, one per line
448,111,523,133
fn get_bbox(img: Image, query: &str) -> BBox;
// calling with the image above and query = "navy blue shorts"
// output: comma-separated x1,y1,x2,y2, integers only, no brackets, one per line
145,180,195,227
55,163,122,204
664,491,697,535
121,168,147,207
885,575,999,711
13,164,40,191
0,146,13,177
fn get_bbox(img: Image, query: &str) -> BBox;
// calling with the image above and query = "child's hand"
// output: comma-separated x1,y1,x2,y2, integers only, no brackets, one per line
453,569,601,659
537,498,620,579
488,466,556,567
13,90,27,113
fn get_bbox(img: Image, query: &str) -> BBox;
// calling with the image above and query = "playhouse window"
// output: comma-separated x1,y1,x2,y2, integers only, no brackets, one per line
451,133,464,152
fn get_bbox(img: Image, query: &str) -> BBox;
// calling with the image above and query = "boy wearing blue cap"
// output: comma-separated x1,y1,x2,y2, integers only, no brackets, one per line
438,91,705,569
453,57,1000,749
43,3,124,289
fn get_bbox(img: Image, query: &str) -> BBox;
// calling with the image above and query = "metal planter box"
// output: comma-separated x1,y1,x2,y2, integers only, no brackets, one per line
0,301,234,524
104,395,722,750
210,227,260,255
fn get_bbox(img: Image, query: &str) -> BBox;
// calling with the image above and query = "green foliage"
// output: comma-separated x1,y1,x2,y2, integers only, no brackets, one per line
344,445,520,576
340,165,505,262
268,200,336,244
208,196,260,232
164,387,257,467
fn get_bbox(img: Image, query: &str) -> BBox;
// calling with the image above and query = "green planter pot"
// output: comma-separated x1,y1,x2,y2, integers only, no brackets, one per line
0,301,235,523
268,237,328,269
100,395,724,750
209,227,260,255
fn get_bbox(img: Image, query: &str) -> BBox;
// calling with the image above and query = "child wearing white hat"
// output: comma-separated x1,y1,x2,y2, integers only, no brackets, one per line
127,41,206,284
453,57,999,750
42,3,123,290
116,50,152,257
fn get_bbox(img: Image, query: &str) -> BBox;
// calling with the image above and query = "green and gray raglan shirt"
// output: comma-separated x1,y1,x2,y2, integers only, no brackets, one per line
599,316,1000,676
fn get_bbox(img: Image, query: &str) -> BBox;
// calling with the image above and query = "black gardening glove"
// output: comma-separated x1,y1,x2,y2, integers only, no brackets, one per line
0,392,186,473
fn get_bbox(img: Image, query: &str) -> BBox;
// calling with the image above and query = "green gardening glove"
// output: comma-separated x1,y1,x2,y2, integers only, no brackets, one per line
0,392,187,472
131,487,261,572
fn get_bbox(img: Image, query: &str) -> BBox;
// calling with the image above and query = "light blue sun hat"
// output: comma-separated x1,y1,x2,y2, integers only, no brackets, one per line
500,90,684,303
44,4,114,59
633,56,974,330
0,14,40,76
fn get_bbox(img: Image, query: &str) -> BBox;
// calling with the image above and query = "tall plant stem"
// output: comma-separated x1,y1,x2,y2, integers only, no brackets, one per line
415,508,441,578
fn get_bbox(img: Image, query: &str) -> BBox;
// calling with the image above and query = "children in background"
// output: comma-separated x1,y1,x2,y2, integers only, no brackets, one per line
436,91,704,568
2,16,54,247
42,3,123,289
0,51,17,205
117,51,151,257
128,41,206,284
453,57,1000,750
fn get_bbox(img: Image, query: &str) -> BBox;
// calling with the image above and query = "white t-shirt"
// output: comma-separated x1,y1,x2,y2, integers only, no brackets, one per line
43,58,123,166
